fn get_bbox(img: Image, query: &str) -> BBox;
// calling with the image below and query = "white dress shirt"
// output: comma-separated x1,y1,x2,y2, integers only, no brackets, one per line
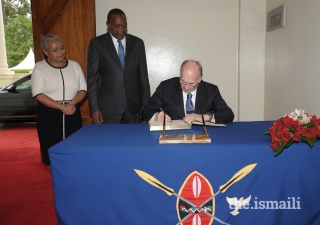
110,33,126,54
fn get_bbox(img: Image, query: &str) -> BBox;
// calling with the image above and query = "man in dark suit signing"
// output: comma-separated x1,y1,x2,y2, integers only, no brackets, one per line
87,8,150,124
141,60,234,124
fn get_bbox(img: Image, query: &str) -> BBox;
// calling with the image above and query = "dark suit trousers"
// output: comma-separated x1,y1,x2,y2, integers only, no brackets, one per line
102,107,140,124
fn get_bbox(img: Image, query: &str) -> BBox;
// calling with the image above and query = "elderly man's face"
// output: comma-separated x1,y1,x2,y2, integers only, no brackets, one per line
107,14,127,40
179,62,201,93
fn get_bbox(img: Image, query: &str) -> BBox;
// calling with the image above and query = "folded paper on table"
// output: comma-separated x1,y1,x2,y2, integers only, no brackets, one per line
188,120,226,127
148,119,226,131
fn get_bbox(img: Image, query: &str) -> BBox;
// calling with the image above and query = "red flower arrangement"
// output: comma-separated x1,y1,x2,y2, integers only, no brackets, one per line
264,109,320,156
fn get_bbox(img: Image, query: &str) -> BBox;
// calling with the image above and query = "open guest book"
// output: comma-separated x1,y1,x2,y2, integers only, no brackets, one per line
148,119,226,131
155,113,214,144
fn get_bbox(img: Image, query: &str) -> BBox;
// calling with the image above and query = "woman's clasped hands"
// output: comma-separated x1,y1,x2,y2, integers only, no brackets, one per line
62,102,76,115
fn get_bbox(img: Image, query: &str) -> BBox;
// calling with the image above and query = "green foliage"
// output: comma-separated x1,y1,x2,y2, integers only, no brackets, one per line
2,0,33,68
6,51,27,68
4,15,33,52
1,0,31,25
12,69,30,73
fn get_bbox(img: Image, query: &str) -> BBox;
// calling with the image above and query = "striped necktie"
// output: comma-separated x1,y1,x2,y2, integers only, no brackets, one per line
186,93,194,114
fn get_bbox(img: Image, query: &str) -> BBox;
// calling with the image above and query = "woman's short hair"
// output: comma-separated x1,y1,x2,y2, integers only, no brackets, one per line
41,34,62,50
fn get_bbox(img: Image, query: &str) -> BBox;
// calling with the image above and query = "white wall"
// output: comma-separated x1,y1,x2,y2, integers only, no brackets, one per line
95,0,266,121
239,0,266,121
265,0,320,119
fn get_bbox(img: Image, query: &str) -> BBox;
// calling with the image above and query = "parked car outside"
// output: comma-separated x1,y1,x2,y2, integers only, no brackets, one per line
0,74,37,122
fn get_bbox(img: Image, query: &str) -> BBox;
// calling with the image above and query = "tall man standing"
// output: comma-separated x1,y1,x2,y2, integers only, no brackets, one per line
87,8,150,124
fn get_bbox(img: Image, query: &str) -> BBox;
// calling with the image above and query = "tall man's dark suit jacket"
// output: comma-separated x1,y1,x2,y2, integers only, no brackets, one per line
87,32,150,119
141,77,234,124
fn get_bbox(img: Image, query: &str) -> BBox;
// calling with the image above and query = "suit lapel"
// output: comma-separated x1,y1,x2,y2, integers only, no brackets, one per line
195,81,206,113
173,81,185,118
124,35,133,72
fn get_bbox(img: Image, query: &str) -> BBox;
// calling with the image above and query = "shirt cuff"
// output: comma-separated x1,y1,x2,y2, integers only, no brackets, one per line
210,114,215,123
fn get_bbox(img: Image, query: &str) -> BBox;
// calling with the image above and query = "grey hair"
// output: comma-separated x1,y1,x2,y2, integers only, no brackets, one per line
180,60,203,78
41,34,62,50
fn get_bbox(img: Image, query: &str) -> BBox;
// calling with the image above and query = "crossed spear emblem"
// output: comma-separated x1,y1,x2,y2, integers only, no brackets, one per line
135,163,257,225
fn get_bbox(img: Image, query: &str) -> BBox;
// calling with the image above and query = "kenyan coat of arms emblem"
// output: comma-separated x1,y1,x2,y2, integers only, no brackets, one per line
135,163,256,225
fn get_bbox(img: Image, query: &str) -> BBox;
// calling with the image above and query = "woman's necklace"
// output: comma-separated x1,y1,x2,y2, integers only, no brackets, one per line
48,58,66,67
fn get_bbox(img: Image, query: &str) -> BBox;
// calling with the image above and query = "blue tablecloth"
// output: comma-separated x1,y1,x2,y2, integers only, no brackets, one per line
49,121,320,225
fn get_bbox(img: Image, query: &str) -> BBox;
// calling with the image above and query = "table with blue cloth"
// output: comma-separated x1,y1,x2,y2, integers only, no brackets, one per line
49,121,320,225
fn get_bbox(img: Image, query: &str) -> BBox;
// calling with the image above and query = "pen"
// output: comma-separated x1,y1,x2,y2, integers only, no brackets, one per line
160,108,172,123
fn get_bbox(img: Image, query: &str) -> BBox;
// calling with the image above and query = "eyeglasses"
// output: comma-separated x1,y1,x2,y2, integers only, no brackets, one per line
179,79,199,88
47,46,65,53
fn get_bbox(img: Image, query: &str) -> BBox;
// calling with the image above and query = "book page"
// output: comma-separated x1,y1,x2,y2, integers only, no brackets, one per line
148,120,191,131
190,121,226,127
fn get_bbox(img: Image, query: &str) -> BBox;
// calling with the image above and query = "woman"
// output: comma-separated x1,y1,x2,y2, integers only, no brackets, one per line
31,34,87,166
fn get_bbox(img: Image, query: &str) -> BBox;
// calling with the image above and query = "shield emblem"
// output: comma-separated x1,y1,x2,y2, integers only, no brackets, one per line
176,171,215,225
134,164,257,225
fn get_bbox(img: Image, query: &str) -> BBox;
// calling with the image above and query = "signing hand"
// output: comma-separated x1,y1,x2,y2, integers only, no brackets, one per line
92,111,104,124
155,111,171,123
